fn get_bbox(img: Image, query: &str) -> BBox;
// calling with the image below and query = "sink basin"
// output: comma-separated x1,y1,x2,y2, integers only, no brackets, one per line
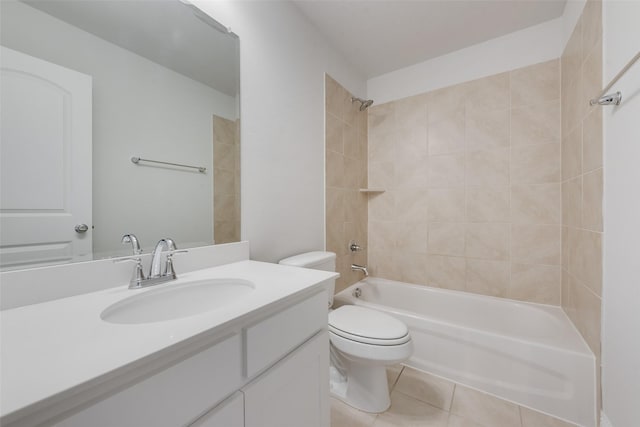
101,278,255,324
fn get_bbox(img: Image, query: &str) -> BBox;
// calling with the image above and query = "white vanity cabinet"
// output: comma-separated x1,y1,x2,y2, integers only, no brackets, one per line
243,331,329,427
47,291,329,427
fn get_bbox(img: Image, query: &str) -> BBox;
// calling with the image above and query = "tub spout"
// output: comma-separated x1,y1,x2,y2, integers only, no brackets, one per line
351,264,369,277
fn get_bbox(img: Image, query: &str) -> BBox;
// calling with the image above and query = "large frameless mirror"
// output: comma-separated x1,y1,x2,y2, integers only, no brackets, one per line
0,0,240,270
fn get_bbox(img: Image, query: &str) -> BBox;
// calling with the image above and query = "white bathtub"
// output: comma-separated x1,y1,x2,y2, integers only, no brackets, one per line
334,277,596,427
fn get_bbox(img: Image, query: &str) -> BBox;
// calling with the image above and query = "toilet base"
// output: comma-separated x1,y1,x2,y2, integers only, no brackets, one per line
329,357,391,413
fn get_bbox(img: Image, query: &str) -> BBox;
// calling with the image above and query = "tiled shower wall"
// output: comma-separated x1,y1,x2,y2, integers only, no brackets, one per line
367,59,563,304
560,0,603,400
325,75,368,293
213,115,241,244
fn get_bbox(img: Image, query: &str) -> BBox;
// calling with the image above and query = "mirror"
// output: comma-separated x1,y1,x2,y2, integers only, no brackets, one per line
0,0,240,270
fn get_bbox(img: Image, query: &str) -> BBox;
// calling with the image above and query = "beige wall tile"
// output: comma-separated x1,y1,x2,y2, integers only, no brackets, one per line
510,59,560,108
466,259,510,297
326,219,345,256
465,108,509,151
213,194,235,222
395,155,429,189
343,122,359,158
520,406,577,427
344,156,362,188
368,248,400,280
450,385,520,427
429,222,466,256
465,223,510,261
368,101,395,135
327,187,346,223
326,112,343,154
429,154,465,188
511,143,561,184
466,187,510,222
396,126,428,162
573,280,602,356
562,177,582,228
466,148,510,187
466,72,510,111
369,191,395,221
428,109,466,155
583,107,603,172
369,161,395,188
395,189,428,222
395,251,429,285
394,367,455,411
510,263,561,304
568,228,603,296
395,222,429,254
581,39,603,119
511,224,561,265
511,101,560,146
561,76,582,137
369,128,396,163
428,85,467,124
325,74,347,119
428,189,466,222
369,220,396,251
562,226,569,269
511,184,561,224
327,150,345,188
396,94,428,135
562,125,582,180
582,168,603,231
427,255,466,291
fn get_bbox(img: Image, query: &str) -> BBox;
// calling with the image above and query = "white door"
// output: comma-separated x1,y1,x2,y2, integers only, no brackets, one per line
0,46,92,268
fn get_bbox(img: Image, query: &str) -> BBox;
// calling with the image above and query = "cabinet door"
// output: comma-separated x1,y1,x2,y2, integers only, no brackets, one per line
243,331,329,427
190,392,243,427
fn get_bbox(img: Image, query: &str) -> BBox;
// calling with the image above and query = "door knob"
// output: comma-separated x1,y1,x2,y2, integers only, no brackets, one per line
75,224,89,233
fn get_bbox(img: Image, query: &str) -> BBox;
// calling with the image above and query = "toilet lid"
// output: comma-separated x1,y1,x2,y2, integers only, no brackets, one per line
328,306,409,344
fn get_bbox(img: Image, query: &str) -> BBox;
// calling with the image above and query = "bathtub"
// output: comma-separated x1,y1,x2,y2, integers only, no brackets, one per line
334,277,596,427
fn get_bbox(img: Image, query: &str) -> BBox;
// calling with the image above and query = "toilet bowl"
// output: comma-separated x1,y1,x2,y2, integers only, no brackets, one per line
279,252,413,413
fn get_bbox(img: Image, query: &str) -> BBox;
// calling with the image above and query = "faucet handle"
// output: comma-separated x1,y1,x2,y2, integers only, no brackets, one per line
113,255,146,288
121,234,142,255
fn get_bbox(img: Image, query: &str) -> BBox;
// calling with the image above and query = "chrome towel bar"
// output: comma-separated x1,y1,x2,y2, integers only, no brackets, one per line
131,156,206,173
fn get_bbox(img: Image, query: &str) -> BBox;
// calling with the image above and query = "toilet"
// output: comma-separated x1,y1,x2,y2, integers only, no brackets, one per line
279,251,413,413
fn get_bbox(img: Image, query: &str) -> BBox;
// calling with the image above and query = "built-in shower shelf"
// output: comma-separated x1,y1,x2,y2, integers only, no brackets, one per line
359,188,386,193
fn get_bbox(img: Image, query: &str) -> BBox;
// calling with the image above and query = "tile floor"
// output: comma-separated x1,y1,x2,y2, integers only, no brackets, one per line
331,365,578,427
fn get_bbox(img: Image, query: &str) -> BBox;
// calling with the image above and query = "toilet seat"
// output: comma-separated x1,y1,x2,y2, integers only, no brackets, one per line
329,305,410,346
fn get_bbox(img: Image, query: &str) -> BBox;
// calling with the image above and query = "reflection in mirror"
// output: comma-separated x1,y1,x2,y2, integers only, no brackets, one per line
0,0,240,270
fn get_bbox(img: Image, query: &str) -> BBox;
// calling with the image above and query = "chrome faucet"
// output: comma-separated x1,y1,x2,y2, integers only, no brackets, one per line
351,264,369,277
121,234,145,288
118,235,186,289
149,238,178,280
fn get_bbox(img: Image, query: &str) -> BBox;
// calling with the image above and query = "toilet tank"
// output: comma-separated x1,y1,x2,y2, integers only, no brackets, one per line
279,251,336,307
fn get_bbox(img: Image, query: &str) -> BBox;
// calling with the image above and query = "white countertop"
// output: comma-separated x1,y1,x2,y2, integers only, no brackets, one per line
0,260,337,423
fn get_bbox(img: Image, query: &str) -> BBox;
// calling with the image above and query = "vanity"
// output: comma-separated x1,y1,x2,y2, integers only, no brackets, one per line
1,243,336,427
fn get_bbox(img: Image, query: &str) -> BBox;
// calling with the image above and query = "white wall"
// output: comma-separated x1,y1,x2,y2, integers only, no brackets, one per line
367,17,563,104
194,0,367,263
601,1,640,426
1,1,236,255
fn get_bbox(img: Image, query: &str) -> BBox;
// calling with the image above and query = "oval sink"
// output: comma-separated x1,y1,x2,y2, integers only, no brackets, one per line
101,278,255,324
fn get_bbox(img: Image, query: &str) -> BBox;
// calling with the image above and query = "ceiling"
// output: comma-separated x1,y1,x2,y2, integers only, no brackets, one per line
294,0,567,79
24,0,239,96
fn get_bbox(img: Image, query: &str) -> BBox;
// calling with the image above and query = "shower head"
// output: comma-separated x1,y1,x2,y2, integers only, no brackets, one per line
351,97,374,111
